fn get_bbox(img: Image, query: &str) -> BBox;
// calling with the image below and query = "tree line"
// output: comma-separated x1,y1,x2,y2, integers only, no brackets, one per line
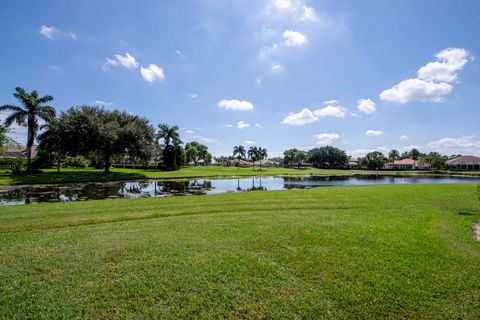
1,87,212,173
0,87,465,173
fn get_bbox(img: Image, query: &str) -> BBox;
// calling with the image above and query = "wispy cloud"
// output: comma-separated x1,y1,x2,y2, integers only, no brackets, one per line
102,53,139,70
237,121,250,129
39,25,77,40
366,130,383,137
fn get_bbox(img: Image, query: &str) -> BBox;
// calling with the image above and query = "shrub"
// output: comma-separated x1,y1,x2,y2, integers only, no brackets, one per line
62,156,89,168
0,157,26,173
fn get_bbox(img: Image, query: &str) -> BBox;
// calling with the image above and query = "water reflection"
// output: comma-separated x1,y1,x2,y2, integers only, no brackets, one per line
1,175,479,205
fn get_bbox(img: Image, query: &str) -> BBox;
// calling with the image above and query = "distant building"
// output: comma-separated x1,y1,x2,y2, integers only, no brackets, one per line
348,158,359,168
2,145,38,159
445,156,480,171
257,159,279,167
226,159,251,167
392,158,430,170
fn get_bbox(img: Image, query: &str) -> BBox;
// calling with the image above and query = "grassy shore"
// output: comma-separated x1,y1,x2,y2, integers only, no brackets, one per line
1,184,479,318
1,166,478,186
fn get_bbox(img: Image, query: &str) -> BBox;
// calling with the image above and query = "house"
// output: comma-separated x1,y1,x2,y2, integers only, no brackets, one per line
445,156,480,171
348,158,359,169
226,159,251,167
2,145,38,159
257,159,280,167
392,158,430,170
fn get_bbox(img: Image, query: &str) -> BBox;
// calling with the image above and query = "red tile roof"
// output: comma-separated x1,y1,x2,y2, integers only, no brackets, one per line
393,158,416,165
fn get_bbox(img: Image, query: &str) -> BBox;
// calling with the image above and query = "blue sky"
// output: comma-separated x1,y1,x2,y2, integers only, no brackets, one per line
1,0,479,157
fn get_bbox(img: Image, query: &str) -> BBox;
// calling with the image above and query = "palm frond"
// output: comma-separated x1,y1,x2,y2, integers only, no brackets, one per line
13,87,28,105
37,95,54,104
4,112,27,127
0,104,23,113
36,106,57,123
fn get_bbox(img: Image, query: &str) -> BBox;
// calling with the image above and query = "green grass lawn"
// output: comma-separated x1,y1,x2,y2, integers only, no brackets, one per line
2,166,477,186
1,184,479,318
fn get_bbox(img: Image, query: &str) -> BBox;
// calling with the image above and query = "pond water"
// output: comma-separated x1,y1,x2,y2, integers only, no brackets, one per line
1,175,479,205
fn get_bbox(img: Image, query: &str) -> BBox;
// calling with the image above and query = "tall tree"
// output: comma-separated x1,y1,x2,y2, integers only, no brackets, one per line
58,106,155,173
258,147,268,171
409,148,421,169
0,87,56,171
247,146,260,171
233,145,246,170
293,150,307,168
388,149,400,165
364,151,387,170
308,146,348,169
157,123,183,170
284,148,307,168
185,141,209,165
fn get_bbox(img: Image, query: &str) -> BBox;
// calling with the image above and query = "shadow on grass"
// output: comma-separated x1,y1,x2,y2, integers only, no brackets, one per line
458,212,474,216
3,170,149,185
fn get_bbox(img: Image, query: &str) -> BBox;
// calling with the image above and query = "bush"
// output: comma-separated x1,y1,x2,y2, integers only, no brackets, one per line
0,157,26,173
62,156,89,168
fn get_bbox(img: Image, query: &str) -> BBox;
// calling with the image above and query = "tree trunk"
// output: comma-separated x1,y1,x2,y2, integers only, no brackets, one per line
26,119,34,172
57,153,61,174
104,153,111,174
173,149,177,169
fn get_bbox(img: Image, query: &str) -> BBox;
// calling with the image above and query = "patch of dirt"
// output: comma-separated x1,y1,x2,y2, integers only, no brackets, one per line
475,222,480,241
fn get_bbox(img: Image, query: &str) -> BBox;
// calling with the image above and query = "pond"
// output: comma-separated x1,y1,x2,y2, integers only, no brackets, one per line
1,175,479,205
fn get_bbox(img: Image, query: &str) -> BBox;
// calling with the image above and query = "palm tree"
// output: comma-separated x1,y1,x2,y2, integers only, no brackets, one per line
233,145,246,170
157,123,182,169
247,146,259,171
388,149,400,166
157,123,180,148
0,87,56,171
258,147,268,171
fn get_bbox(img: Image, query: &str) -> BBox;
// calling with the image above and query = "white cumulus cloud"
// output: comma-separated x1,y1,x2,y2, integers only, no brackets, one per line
380,48,469,104
314,105,346,118
380,79,452,104
315,133,340,145
366,130,383,137
283,103,346,126
282,108,318,126
140,64,165,83
283,30,308,47
357,98,376,115
400,135,409,140
218,99,254,111
244,140,255,145
428,136,480,155
417,48,469,83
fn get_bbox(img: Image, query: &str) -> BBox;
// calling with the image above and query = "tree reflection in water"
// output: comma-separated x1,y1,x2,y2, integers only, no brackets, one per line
2,176,479,205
